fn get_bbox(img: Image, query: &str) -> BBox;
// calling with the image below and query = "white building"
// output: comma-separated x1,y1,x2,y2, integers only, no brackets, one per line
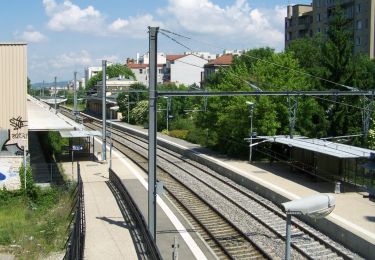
136,52,167,65
184,51,216,61
165,54,208,86
85,66,102,83
126,62,164,86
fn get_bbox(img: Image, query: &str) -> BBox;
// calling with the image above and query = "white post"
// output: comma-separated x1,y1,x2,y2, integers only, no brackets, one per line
23,146,27,190
285,214,292,260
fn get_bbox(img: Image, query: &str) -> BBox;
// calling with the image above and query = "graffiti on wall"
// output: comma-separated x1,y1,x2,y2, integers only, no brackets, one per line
10,116,27,131
1,129,23,155
0,157,21,190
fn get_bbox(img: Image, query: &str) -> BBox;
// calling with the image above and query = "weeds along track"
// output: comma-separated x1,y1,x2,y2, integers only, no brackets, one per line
60,109,361,259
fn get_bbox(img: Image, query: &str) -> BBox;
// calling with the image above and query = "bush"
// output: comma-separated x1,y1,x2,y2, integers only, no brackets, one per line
168,130,189,139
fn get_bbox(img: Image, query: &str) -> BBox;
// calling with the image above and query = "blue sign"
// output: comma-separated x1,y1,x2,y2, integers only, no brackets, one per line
71,145,83,151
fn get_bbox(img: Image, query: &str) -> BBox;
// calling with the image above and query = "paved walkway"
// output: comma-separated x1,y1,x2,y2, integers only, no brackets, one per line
72,161,138,260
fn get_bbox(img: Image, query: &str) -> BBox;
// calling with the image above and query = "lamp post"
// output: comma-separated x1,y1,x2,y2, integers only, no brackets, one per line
109,106,119,169
164,96,171,131
282,194,335,260
246,101,254,163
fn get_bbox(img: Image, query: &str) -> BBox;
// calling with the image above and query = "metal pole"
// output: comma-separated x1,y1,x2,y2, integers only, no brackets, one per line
285,214,292,260
54,76,57,113
148,26,159,240
23,146,27,190
127,95,130,124
249,104,253,163
110,111,112,169
102,60,107,161
73,71,77,117
166,97,170,132
72,150,74,181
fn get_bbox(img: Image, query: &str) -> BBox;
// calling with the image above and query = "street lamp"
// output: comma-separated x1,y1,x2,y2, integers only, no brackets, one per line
164,96,171,132
109,105,119,169
282,194,335,260
246,101,254,163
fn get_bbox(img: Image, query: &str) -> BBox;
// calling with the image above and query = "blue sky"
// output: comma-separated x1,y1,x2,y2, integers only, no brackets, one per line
1,0,311,83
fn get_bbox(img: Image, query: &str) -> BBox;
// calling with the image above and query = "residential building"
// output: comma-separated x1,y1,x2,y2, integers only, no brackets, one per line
164,54,208,86
85,66,102,83
136,52,167,65
203,54,233,82
285,0,375,58
184,51,217,61
126,61,164,86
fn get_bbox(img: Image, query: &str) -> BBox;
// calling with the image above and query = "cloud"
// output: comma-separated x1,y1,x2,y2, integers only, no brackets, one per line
50,50,93,69
108,15,163,38
43,0,105,34
159,0,285,49
14,27,48,43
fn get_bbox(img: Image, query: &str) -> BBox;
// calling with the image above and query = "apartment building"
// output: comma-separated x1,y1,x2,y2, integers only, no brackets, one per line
285,0,375,58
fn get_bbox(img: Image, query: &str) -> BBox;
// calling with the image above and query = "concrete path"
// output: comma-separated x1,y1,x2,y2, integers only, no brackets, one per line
79,161,138,260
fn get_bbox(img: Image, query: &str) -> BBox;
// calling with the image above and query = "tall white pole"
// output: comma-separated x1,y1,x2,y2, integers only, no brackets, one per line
148,26,159,240
102,60,107,161
73,71,77,117
54,76,57,113
23,146,27,190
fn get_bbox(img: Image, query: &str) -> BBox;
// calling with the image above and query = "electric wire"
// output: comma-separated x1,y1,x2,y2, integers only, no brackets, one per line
159,28,360,91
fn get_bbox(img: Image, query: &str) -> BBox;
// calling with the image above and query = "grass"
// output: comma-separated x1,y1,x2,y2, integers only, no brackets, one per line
0,186,74,259
63,103,86,111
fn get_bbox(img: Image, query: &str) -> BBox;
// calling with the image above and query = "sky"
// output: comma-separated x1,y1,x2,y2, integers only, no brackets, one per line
0,0,311,83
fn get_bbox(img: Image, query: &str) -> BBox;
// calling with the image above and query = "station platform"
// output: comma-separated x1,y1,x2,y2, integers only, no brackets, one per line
66,137,217,260
106,120,375,257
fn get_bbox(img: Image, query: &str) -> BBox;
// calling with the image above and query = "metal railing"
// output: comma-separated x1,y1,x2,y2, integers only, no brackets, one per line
109,168,162,260
64,162,85,260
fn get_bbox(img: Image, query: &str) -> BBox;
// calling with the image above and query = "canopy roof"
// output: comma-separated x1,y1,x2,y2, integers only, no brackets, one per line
260,136,374,159
59,130,101,138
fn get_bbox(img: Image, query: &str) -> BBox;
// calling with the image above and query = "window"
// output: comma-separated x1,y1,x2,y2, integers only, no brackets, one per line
316,0,320,8
139,69,143,74
357,20,362,29
158,69,163,74
287,32,292,41
356,4,361,13
356,37,361,45
316,14,321,22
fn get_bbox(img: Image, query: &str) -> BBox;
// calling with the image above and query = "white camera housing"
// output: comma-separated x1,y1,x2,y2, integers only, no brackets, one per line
282,194,335,219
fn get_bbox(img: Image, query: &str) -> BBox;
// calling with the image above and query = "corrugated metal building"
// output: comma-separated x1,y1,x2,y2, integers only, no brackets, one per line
0,43,28,150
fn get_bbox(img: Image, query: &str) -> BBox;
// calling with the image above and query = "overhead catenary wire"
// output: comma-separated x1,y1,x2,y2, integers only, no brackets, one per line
159,28,363,91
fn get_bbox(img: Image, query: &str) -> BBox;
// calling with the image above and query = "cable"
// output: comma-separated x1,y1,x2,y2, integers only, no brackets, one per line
160,28,359,90
313,95,372,112
159,29,191,40
159,31,193,52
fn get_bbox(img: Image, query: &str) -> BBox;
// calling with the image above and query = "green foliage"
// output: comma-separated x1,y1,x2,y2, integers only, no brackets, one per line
168,130,189,139
117,83,148,123
0,186,73,258
18,164,36,197
39,132,69,161
86,64,136,89
130,100,149,125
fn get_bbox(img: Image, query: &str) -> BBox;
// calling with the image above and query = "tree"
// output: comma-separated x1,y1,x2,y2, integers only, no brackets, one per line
86,64,135,90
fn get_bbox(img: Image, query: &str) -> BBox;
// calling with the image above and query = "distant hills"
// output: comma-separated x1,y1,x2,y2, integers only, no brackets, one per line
31,81,70,89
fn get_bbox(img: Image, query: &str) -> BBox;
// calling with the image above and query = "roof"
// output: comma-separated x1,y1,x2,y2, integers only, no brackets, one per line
127,63,163,69
0,42,27,45
205,54,233,66
59,130,101,138
166,54,186,61
260,136,375,159
27,96,84,131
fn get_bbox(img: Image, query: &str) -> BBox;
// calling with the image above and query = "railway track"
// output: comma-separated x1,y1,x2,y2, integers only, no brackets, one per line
60,108,362,259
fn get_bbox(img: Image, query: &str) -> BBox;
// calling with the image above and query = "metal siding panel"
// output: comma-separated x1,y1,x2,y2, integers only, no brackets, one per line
0,43,28,149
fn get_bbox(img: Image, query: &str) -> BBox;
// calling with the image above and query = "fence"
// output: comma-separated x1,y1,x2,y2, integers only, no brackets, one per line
64,162,85,260
109,168,162,260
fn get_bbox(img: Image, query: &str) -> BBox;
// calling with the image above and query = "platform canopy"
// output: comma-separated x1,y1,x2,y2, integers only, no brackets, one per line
27,96,83,131
59,130,101,138
260,135,374,159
